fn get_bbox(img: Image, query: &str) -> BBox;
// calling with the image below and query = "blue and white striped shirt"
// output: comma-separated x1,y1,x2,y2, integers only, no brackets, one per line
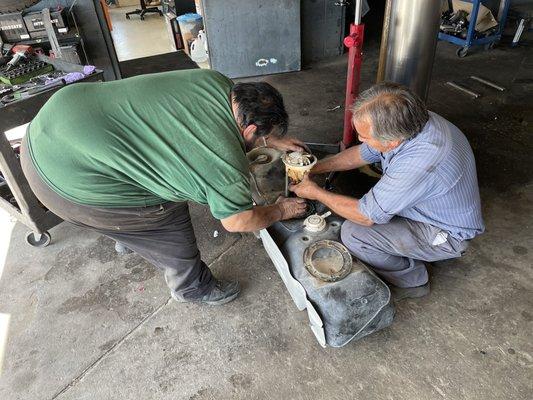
358,112,484,241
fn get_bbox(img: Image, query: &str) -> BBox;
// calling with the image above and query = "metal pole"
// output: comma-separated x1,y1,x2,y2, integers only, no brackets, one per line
470,76,505,91
378,0,442,100
376,0,392,83
512,18,526,46
42,8,63,59
446,81,481,98
342,0,365,146
354,0,363,24
497,0,506,21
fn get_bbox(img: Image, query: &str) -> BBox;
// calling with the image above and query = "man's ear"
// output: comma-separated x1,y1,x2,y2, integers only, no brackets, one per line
386,139,402,151
242,124,257,141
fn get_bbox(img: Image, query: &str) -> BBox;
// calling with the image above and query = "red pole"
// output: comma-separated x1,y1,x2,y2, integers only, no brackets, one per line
342,23,365,147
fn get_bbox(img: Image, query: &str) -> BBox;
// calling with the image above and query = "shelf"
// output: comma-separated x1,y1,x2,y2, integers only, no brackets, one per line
16,31,82,47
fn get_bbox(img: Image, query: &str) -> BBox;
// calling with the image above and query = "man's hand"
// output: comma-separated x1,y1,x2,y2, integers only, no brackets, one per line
275,196,307,220
266,135,308,153
288,174,321,200
290,177,374,227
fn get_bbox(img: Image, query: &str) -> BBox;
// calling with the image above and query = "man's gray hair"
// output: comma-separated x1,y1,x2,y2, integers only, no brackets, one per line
352,82,429,142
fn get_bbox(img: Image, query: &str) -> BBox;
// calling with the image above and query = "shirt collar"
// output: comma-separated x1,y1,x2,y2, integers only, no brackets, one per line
382,115,433,157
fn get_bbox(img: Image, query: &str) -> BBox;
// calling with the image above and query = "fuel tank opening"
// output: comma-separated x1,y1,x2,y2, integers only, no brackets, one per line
304,240,352,282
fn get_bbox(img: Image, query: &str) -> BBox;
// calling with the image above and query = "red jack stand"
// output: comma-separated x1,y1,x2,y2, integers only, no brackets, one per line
341,2,365,149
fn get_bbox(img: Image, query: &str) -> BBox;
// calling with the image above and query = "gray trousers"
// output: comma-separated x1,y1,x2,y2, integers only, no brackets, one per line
340,217,469,288
21,137,214,300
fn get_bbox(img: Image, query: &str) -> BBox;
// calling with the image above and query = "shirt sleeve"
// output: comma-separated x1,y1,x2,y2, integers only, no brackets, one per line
359,143,381,164
358,160,437,224
205,179,253,220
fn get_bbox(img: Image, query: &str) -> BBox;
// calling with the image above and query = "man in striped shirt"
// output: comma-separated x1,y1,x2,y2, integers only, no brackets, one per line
290,82,484,299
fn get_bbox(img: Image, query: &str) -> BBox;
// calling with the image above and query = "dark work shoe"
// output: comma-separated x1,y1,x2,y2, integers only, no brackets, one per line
171,279,241,306
390,281,430,301
114,241,133,255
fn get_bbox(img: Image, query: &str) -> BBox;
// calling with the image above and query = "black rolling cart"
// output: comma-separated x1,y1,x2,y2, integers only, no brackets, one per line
0,57,103,248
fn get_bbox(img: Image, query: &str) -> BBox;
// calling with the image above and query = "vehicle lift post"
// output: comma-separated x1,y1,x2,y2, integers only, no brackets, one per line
305,0,365,189
342,0,365,148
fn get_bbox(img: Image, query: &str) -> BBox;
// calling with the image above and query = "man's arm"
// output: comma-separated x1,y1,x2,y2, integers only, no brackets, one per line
289,175,373,226
312,145,370,175
221,197,307,232
314,190,373,226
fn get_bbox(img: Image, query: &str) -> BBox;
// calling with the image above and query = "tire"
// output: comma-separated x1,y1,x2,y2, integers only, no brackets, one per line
0,0,41,14
456,46,469,58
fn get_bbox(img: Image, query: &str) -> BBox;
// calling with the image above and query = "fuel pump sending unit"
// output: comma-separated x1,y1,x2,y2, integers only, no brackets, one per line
281,151,317,196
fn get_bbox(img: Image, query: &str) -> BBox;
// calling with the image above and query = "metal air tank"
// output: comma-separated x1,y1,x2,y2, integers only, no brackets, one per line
377,0,444,100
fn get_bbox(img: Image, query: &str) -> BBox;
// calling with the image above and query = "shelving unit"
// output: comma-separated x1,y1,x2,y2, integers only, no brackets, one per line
438,0,511,57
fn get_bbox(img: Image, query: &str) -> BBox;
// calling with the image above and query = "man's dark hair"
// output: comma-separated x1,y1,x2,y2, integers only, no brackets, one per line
231,82,289,137
352,82,429,141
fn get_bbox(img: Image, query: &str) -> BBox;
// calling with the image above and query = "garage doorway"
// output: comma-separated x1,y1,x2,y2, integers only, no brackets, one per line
107,0,174,61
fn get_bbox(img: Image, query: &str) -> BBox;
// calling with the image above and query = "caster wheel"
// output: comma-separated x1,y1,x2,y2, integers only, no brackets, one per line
26,231,51,248
456,46,469,58
484,42,495,51
126,15,130,19
140,16,145,20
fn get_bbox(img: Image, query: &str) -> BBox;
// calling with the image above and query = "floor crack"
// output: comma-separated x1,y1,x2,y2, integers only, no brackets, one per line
50,235,244,399
50,296,171,400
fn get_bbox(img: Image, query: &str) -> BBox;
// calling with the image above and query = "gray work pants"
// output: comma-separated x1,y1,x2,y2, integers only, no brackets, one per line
340,217,469,288
20,137,214,300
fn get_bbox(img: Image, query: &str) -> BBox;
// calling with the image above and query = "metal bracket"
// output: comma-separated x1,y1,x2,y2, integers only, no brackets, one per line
42,8,63,59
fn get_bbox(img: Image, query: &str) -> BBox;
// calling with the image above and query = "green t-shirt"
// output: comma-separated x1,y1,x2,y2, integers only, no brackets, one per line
27,69,253,219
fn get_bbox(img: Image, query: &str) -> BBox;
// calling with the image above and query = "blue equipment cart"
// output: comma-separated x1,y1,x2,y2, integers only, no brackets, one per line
439,0,511,57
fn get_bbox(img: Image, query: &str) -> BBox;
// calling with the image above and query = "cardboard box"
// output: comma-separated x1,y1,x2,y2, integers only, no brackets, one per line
452,0,499,32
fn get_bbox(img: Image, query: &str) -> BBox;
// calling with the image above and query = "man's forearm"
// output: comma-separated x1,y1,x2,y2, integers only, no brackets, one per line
313,145,369,175
222,204,282,232
314,189,373,226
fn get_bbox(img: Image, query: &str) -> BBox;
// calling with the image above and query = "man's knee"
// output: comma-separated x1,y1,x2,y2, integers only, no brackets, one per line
340,220,371,252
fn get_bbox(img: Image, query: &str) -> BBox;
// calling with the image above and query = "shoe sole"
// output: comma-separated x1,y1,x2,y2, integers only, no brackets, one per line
171,290,240,306
204,290,240,306
390,283,430,302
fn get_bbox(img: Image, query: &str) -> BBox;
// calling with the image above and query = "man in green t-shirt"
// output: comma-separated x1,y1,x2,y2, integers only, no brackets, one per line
20,69,306,305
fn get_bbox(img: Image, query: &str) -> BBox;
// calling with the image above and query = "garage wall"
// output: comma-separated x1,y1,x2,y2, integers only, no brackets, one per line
202,0,301,78
301,0,345,65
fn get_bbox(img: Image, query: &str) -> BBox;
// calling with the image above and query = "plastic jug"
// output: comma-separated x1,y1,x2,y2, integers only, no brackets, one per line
190,30,208,63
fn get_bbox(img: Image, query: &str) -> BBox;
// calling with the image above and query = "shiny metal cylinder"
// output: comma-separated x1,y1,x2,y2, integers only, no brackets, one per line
377,0,443,100
354,0,363,24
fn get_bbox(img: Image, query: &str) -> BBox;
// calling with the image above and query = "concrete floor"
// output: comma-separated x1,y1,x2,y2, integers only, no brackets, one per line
110,5,174,61
1,34,532,400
